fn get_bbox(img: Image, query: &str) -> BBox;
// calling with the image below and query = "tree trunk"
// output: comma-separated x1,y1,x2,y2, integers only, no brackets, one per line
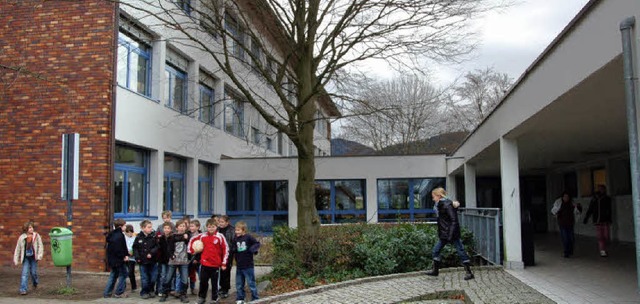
295,120,320,267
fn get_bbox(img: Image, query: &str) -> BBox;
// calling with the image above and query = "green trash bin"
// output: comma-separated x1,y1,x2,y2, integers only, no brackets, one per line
49,227,73,267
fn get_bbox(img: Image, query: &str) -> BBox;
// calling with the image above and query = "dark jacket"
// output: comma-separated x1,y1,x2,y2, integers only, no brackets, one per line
234,234,260,270
106,228,129,267
157,234,172,264
557,200,581,228
218,224,236,265
435,198,460,241
584,194,613,224
133,231,158,265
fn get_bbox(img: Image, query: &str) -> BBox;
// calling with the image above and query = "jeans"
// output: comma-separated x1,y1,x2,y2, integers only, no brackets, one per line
139,263,157,296
103,263,128,297
236,268,258,301
157,263,169,295
432,239,471,264
559,226,575,256
19,256,38,293
163,264,189,295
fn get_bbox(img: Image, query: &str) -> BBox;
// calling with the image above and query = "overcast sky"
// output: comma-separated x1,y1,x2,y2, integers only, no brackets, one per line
367,0,591,85
436,0,590,84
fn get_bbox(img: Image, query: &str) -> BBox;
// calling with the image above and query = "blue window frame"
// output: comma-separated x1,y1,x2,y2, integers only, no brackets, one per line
114,145,149,218
165,64,188,113
163,155,186,216
225,13,244,60
377,178,446,222
315,179,366,224
226,180,288,234
199,84,215,125
198,162,214,216
117,31,151,96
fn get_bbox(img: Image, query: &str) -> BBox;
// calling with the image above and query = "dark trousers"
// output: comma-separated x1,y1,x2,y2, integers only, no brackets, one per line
219,265,232,293
127,261,137,290
559,226,575,257
198,265,220,301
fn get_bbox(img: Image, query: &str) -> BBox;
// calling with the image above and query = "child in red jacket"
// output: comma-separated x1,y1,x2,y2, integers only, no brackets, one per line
190,218,228,304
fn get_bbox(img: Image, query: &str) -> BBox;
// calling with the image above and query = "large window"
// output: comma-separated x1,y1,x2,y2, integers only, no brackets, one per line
225,13,244,60
165,64,188,113
226,180,288,234
114,145,148,217
315,179,366,224
199,84,214,125
198,162,214,215
224,90,245,137
163,155,186,215
377,178,445,222
117,29,151,96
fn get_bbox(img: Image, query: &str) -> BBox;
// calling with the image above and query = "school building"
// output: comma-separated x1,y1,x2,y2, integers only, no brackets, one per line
1,0,640,295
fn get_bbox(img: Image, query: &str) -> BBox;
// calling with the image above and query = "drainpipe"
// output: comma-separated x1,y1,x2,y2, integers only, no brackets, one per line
620,16,640,292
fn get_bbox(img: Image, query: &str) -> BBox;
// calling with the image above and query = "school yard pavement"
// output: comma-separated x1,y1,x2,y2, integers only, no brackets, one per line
0,266,554,304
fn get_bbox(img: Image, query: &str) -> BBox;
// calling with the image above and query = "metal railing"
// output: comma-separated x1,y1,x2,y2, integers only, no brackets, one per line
459,207,502,265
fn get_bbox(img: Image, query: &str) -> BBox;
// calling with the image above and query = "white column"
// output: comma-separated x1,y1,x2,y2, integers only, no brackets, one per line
446,174,457,201
500,137,523,269
151,40,166,101
464,163,477,208
149,150,165,218
366,178,378,223
185,158,198,216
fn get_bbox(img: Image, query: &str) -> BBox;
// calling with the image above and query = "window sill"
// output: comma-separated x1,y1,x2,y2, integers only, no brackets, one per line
114,215,159,221
117,85,158,103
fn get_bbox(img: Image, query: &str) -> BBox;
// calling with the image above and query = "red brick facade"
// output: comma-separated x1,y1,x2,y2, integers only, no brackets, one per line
0,1,117,271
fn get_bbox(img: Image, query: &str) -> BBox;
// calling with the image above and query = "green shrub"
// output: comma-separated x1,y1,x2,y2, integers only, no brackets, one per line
271,223,475,286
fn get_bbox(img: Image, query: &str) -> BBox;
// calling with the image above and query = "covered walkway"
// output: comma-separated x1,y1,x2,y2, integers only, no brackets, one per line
507,233,640,303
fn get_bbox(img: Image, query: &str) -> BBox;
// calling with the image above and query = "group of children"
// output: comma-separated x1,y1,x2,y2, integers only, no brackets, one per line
103,211,261,304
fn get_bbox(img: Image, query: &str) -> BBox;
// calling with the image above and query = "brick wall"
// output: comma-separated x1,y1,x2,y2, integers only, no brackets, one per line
0,0,117,271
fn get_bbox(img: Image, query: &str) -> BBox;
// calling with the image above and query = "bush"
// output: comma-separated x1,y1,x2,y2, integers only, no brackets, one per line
271,223,475,286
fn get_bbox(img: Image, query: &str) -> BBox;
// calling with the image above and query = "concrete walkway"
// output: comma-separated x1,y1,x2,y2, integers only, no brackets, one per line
506,233,640,304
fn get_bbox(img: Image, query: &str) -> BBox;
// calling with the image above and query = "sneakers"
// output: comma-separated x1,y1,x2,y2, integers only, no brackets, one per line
219,291,229,298
141,293,150,299
114,293,128,298
236,301,246,304
20,291,27,296
159,294,168,302
600,250,608,257
196,297,206,304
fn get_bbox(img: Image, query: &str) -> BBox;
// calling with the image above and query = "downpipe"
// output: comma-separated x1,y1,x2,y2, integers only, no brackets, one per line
620,16,640,292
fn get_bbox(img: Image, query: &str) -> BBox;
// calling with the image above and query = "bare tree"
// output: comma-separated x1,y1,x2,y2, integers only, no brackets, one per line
116,0,506,261
447,67,513,131
338,75,447,153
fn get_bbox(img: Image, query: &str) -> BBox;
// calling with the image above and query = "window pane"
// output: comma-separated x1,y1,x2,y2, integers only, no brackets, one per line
262,181,288,211
171,178,184,213
164,70,171,105
173,75,185,112
199,180,211,213
315,181,331,211
227,182,254,211
378,179,409,210
200,86,214,124
117,44,129,87
164,155,183,173
163,176,169,211
128,172,144,213
114,170,124,213
132,53,149,95
412,179,432,210
115,145,144,167
224,104,234,134
335,213,365,223
258,214,287,233
335,180,365,211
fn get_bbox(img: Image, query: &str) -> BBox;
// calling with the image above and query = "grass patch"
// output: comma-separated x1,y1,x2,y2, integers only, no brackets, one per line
52,285,78,296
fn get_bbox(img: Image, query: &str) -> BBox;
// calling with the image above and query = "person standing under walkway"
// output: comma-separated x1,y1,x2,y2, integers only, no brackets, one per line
551,192,582,258
583,185,613,257
426,187,474,280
